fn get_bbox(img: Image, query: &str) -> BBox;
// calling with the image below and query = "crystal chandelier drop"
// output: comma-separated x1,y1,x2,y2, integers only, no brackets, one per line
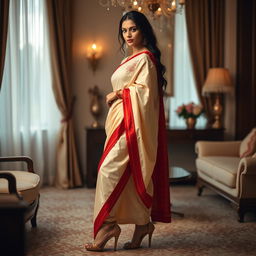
99,0,185,17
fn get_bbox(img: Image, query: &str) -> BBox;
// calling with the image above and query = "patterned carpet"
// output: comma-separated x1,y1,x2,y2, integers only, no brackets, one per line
26,185,256,256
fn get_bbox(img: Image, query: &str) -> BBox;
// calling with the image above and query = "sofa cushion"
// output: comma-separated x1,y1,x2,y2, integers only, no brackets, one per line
196,156,240,188
0,171,40,204
240,128,256,158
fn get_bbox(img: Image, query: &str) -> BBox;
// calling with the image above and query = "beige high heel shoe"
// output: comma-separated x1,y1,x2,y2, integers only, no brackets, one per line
123,222,155,250
84,224,121,252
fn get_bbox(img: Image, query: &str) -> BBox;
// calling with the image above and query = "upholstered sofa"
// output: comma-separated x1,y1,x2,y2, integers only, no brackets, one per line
195,129,256,222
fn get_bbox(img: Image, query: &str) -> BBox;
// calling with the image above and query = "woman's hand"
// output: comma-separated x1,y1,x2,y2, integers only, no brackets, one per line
106,90,123,107
106,92,118,107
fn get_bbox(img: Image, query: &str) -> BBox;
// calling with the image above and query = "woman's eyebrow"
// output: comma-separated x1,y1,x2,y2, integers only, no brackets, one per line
122,25,137,30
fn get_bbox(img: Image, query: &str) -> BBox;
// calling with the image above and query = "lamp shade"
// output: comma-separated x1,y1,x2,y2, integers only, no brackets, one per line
202,68,233,95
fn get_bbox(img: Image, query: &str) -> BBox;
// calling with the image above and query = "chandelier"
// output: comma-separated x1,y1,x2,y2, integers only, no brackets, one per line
99,0,185,17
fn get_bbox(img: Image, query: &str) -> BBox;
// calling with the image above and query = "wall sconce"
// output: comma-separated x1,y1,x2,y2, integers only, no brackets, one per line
86,43,102,73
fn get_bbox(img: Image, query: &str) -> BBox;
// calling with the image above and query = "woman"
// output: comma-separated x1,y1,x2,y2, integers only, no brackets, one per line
85,10,171,251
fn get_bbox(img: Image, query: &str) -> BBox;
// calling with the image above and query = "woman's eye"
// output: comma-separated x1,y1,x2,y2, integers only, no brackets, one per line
131,28,137,32
122,29,126,33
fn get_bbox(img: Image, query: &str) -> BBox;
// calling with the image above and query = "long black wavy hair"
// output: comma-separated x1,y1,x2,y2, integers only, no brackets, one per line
118,11,167,91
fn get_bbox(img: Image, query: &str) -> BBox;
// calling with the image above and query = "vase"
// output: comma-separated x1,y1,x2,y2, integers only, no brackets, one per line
88,85,102,128
186,117,197,129
90,96,101,128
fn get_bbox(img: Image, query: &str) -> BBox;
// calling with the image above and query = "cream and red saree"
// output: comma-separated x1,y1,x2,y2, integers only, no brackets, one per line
93,51,171,238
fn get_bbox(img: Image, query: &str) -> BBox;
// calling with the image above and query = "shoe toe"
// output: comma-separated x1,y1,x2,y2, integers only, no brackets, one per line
123,242,132,249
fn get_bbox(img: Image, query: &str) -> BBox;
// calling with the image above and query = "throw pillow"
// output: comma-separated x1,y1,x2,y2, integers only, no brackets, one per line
240,128,256,157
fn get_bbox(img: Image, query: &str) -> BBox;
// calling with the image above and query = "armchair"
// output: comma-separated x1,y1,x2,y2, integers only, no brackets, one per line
0,172,29,256
195,140,256,222
0,156,40,227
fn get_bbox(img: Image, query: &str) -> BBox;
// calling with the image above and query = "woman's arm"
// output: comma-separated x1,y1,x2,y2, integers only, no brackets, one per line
106,89,123,107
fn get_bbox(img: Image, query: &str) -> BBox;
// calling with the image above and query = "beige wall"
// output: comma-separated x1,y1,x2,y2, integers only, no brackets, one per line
71,0,123,178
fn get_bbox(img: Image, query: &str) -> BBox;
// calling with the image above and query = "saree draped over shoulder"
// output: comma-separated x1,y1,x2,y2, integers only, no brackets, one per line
93,51,171,238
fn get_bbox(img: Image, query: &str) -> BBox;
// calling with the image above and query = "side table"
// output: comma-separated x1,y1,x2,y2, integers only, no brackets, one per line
169,166,192,217
167,128,224,175
85,127,224,188
85,127,106,188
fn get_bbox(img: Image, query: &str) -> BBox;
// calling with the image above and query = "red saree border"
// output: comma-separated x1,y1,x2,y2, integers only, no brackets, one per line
98,120,125,171
151,96,171,223
94,165,131,238
144,51,157,66
122,88,153,209
94,118,129,238
114,50,153,73
148,50,171,222
127,50,171,222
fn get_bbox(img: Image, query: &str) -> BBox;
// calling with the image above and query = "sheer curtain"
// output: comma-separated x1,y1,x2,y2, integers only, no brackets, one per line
170,12,206,128
0,0,60,185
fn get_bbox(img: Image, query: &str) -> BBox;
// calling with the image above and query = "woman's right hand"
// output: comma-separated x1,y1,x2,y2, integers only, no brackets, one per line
106,91,118,107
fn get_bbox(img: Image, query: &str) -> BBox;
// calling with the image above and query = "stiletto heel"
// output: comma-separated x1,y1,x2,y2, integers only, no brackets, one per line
148,230,153,248
123,222,155,250
114,231,120,251
85,224,121,252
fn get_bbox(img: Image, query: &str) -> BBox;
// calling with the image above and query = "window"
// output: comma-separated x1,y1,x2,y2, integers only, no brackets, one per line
170,12,206,128
0,0,60,184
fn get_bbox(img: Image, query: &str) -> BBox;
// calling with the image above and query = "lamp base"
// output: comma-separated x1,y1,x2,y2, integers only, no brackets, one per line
211,94,223,129
91,120,101,128
212,119,222,129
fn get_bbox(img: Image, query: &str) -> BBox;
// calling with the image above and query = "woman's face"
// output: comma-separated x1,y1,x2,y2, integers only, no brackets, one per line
121,19,143,49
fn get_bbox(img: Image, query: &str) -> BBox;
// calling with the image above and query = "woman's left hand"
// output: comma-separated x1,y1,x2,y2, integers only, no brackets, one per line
106,92,118,107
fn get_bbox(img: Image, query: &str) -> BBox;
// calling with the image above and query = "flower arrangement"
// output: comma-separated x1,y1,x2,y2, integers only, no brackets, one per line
176,102,204,119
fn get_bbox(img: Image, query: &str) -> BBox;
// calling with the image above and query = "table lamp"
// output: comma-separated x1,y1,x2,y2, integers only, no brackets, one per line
202,68,233,129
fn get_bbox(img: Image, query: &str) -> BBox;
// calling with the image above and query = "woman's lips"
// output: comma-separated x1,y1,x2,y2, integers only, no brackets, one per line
127,39,133,43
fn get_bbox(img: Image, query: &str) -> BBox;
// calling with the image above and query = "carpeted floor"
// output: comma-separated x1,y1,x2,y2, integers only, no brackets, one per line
26,185,256,256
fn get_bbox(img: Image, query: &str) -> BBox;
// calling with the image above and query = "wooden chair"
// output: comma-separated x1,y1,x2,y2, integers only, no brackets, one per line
0,156,40,227
0,172,29,256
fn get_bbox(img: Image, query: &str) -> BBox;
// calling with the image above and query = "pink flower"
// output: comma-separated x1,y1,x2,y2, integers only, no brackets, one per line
176,102,204,119
185,103,193,113
176,106,183,114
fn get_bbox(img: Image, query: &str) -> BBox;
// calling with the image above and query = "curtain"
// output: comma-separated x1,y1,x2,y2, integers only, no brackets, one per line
46,0,82,188
0,0,9,89
236,0,256,139
185,0,225,126
0,0,60,185
170,11,206,128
